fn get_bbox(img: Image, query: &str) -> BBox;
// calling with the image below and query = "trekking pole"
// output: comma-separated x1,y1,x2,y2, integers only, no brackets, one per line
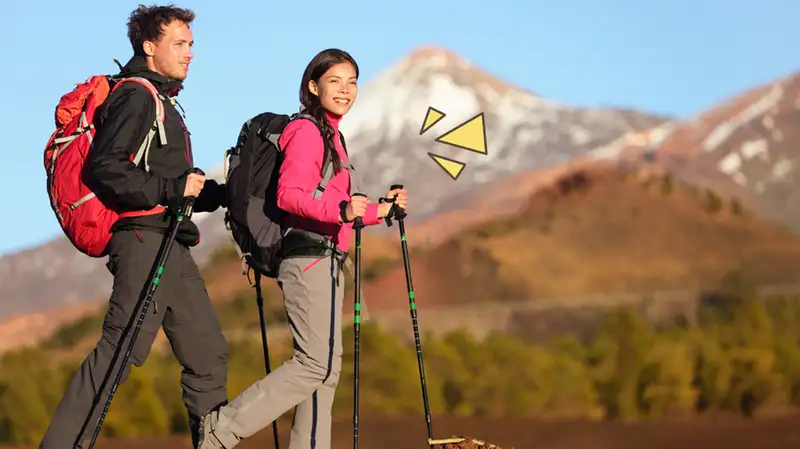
383,184,434,449
254,271,280,449
83,168,205,449
351,192,367,449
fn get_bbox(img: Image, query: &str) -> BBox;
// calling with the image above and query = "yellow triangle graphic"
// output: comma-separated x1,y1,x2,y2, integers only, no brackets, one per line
419,106,446,135
434,112,487,155
428,153,466,181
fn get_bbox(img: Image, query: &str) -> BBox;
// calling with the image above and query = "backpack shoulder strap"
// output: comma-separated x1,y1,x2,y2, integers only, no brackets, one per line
110,76,168,172
339,131,348,155
289,112,336,199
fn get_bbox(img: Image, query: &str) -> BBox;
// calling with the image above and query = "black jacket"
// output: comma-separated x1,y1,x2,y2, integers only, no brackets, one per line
86,55,225,246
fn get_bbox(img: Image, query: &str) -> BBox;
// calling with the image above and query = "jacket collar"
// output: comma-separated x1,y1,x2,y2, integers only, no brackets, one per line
115,54,184,97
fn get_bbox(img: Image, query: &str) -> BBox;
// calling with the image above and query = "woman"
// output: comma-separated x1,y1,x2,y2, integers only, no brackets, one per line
197,48,407,449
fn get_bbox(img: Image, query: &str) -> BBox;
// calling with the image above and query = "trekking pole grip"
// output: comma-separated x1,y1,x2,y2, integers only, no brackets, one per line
389,184,407,222
352,192,366,229
180,167,206,220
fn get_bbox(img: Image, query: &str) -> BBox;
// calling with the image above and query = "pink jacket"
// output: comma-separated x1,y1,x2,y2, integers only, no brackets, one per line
276,111,382,252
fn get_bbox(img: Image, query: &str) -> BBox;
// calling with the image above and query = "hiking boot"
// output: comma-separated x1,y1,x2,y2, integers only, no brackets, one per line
196,410,226,449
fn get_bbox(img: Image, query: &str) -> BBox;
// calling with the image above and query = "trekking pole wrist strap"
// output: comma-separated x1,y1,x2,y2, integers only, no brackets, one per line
339,200,352,223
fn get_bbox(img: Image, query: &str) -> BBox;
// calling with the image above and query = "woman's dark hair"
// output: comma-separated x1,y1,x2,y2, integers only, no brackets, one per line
299,48,359,175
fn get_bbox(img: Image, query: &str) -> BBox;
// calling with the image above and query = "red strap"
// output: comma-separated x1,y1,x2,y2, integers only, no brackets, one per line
119,205,166,219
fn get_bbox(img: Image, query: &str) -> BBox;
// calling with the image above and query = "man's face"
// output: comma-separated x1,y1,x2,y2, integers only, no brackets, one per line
143,20,194,80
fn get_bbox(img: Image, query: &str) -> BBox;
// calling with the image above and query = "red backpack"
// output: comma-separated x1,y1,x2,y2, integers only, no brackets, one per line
44,75,168,258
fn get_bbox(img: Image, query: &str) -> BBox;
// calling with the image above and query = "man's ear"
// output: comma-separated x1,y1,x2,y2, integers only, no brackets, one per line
142,40,156,57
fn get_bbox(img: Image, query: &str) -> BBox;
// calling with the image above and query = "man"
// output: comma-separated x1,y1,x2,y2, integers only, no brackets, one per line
39,5,228,448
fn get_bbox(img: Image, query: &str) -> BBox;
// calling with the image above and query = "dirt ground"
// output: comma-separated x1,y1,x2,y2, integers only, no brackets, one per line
9,413,800,449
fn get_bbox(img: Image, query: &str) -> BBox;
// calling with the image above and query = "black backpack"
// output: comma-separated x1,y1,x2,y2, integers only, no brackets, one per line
223,111,337,278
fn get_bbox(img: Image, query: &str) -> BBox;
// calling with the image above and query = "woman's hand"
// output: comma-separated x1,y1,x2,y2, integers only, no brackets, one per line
345,195,368,222
378,187,408,218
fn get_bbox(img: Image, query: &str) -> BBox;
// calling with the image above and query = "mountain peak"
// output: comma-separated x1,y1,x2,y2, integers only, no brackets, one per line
339,45,543,142
386,44,530,97
404,44,473,69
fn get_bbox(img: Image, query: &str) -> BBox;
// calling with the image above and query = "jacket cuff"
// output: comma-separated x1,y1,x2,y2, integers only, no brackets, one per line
165,174,187,207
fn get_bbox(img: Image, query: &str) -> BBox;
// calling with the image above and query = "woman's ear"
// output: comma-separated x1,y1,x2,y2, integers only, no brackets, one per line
308,80,319,97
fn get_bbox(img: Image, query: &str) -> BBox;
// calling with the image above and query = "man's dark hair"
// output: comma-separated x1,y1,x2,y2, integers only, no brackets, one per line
127,4,195,55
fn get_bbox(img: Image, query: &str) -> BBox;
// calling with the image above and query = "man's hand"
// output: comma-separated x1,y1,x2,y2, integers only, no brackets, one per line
345,194,368,222
183,172,206,198
378,187,407,218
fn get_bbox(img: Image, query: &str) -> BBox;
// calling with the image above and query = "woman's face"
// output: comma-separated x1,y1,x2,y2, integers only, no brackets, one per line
309,62,358,116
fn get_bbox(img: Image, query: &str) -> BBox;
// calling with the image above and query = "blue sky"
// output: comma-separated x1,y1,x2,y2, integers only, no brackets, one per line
0,0,797,255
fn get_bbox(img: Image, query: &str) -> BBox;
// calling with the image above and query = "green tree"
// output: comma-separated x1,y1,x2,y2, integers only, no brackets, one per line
545,341,603,419
335,323,424,416
773,337,800,406
102,362,171,438
589,307,652,421
694,338,732,411
0,348,68,444
638,340,698,418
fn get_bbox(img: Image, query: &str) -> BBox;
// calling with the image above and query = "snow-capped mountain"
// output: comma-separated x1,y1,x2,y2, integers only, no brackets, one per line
340,46,671,219
0,46,670,322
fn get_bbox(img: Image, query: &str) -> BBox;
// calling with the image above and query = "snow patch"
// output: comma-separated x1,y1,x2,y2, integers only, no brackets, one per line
589,139,627,160
702,85,784,152
520,127,544,145
740,139,768,160
772,159,793,180
493,89,549,139
569,126,592,145
718,151,742,175
426,53,450,70
732,172,747,186
587,121,676,160
762,115,775,129
478,83,500,103
648,121,677,147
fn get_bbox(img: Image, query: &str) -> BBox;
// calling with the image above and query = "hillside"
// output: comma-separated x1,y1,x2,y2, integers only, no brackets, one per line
610,71,800,233
362,165,800,312
9,162,800,352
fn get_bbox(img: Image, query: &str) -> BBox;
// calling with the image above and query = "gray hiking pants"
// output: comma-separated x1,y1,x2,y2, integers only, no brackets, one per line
206,252,345,449
39,229,229,449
